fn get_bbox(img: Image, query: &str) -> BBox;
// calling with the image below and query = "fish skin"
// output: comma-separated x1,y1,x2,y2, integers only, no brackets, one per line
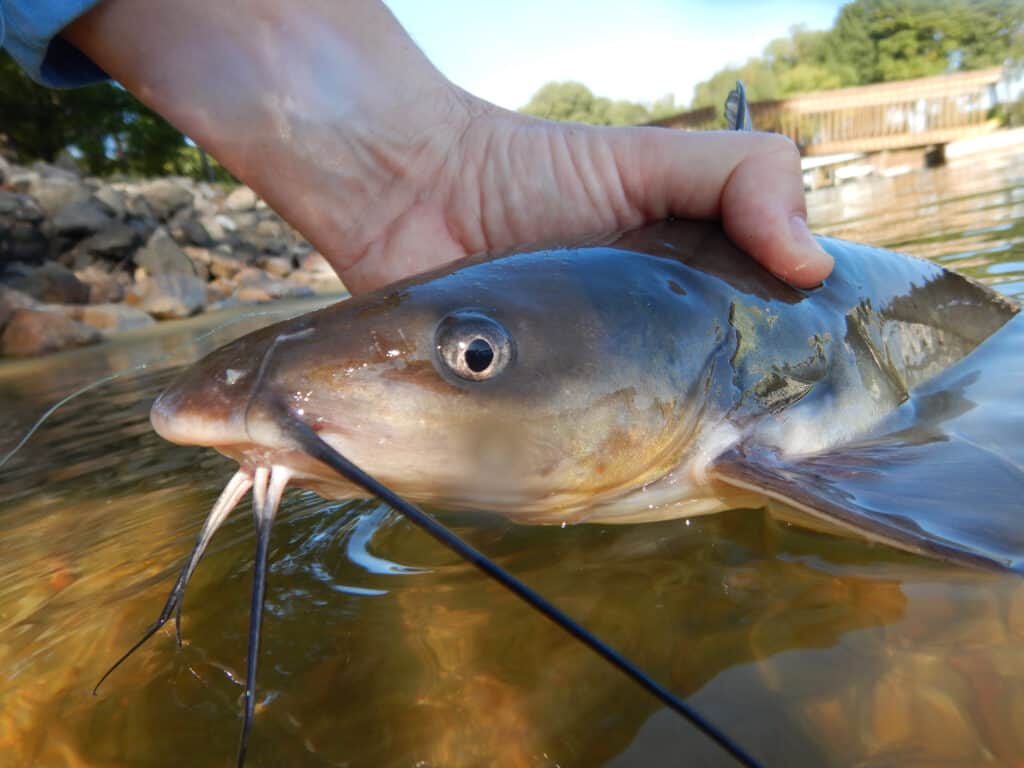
151,219,1018,528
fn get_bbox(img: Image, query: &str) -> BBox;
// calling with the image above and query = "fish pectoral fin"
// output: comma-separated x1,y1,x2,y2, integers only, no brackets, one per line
710,436,1024,574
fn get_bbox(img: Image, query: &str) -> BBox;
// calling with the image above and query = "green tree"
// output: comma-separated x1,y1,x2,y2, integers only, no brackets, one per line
691,0,1024,108
832,0,1024,84
520,81,645,125
691,60,780,111
648,93,681,120
0,52,129,168
519,81,680,125
766,26,849,92
0,51,232,179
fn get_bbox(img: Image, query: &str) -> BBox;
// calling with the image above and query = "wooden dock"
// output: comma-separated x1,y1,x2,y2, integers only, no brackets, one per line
652,67,1006,157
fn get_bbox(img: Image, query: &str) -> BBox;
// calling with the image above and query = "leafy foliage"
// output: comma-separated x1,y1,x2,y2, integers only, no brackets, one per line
520,81,679,125
0,51,232,179
692,0,1024,109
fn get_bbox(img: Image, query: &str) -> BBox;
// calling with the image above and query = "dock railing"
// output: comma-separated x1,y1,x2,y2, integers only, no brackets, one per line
651,67,1006,156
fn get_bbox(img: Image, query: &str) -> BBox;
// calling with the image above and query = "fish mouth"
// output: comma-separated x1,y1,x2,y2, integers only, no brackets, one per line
149,392,249,447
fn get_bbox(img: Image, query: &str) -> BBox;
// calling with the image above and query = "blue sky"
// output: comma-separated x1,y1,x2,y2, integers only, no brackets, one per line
386,1,848,111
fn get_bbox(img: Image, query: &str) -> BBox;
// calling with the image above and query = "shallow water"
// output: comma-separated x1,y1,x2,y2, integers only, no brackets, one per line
2,149,1024,768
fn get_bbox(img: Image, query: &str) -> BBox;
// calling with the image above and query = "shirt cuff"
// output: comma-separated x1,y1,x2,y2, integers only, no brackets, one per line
0,0,109,87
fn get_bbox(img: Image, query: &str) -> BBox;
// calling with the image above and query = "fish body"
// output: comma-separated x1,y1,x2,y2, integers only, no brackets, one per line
152,219,1021,569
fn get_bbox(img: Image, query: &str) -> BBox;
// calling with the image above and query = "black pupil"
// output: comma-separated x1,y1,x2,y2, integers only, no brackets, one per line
465,338,494,372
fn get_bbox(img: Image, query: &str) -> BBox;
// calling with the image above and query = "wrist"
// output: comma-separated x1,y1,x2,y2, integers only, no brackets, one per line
64,0,469,274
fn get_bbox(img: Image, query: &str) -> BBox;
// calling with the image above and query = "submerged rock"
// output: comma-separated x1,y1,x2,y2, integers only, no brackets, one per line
233,267,313,302
0,307,101,356
61,303,156,335
0,285,39,331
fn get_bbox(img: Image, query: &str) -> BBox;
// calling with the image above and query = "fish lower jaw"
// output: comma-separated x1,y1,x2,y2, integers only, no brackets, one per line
149,406,251,447
214,444,349,485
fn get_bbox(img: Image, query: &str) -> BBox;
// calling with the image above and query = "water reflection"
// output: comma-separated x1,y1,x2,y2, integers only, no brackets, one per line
1,152,1023,767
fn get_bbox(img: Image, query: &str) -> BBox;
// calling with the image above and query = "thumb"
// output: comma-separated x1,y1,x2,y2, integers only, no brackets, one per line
718,134,833,287
609,128,834,288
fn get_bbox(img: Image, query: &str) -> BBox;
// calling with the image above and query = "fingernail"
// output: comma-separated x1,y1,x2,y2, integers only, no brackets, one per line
788,215,833,277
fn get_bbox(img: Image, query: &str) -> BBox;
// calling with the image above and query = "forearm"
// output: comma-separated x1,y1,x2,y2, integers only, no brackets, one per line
64,0,465,270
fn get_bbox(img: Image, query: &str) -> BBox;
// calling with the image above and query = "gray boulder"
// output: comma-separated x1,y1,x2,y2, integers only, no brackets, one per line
3,262,90,304
135,227,196,275
25,173,92,217
0,190,20,215
51,198,115,237
225,186,257,211
137,178,193,220
93,186,127,219
130,272,207,319
75,223,142,257
259,255,293,277
75,264,128,304
181,216,215,246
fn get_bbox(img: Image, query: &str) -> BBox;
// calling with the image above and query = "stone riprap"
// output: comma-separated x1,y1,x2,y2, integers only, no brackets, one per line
0,160,345,357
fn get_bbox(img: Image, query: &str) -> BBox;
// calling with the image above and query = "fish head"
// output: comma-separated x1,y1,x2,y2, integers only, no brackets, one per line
152,244,733,521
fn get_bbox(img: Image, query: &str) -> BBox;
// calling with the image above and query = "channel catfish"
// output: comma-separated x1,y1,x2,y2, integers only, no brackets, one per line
96,85,1024,765
146,218,1021,562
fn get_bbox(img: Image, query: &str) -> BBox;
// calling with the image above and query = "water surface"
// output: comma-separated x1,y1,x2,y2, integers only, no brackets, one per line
2,149,1023,768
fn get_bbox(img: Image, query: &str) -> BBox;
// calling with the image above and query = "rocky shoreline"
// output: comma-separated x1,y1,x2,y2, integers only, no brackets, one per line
0,157,344,357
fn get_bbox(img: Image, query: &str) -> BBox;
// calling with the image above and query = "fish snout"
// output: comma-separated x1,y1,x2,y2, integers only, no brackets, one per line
150,369,254,447
150,343,270,448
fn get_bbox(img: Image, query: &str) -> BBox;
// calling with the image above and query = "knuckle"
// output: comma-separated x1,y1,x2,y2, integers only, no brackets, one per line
756,133,801,166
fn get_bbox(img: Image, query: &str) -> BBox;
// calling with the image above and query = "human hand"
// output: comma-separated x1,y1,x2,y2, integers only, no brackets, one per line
66,0,832,294
326,97,833,293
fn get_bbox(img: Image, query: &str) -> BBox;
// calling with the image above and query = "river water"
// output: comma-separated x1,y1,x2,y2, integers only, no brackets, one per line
1,148,1023,768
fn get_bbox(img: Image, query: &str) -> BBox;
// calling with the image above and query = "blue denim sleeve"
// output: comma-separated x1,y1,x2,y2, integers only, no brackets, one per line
0,0,108,87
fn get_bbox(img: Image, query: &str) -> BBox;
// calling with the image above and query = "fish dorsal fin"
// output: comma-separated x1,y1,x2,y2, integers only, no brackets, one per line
724,80,753,132
711,316,1024,574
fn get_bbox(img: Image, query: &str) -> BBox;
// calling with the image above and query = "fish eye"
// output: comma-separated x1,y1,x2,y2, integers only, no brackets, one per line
435,311,514,382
